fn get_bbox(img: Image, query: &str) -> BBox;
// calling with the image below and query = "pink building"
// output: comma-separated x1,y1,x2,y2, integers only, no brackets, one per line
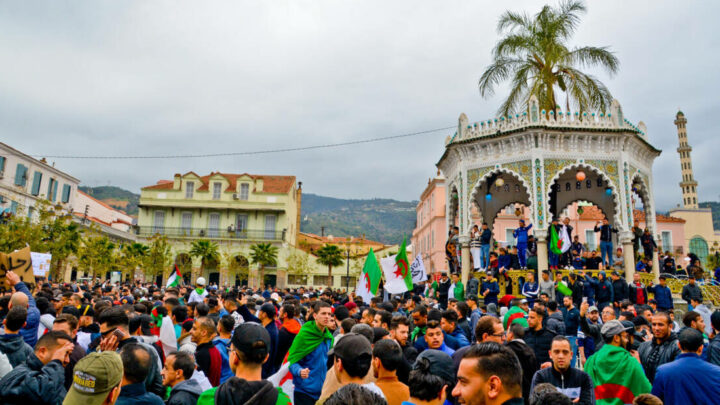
411,173,447,273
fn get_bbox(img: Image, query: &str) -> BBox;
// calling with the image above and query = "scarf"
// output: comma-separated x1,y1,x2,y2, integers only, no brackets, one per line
195,288,206,296
411,326,426,342
286,321,333,364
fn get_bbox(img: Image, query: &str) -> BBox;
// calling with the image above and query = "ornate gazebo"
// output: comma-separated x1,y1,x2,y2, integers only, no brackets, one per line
437,96,662,285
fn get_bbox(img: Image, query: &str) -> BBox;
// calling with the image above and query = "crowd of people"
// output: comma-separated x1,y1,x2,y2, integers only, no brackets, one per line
1,256,720,405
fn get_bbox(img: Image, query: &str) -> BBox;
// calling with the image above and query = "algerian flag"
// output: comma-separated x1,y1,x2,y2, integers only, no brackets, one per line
357,248,382,305
166,264,182,288
381,237,413,294
550,225,571,255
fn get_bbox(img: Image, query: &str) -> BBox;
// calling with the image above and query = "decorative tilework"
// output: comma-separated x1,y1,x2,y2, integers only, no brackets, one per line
502,160,533,188
585,159,620,189
624,162,633,227
543,159,577,189
466,166,497,193
534,159,545,227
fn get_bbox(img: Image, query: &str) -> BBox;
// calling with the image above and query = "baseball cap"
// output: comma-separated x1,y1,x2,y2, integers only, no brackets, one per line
600,320,634,338
231,323,271,358
64,352,123,405
588,306,599,313
519,299,528,305
466,294,478,303
350,323,374,343
328,333,372,359
414,349,455,384
344,302,357,311
259,303,277,318
196,277,207,286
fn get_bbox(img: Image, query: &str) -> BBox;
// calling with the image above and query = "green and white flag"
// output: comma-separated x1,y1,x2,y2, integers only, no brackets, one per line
381,237,413,294
357,249,382,305
550,225,571,255
166,265,182,288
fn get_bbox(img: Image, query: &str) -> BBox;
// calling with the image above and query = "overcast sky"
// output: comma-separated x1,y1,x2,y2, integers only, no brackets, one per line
1,1,718,211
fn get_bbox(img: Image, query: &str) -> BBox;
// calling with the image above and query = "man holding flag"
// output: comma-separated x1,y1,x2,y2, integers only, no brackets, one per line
380,237,414,295
166,264,183,288
550,218,570,270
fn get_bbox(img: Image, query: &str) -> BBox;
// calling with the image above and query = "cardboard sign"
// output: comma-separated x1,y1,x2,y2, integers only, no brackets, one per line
410,254,428,283
0,246,35,289
30,252,52,277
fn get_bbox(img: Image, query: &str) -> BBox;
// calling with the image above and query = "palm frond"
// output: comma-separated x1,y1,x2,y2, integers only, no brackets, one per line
498,63,533,117
494,33,537,59
497,10,533,33
478,58,524,97
566,46,619,75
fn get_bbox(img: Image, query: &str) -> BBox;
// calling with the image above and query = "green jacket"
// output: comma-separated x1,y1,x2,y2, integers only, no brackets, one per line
453,281,464,301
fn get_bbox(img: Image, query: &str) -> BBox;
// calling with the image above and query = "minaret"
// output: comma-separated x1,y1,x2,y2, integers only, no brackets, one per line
674,110,698,209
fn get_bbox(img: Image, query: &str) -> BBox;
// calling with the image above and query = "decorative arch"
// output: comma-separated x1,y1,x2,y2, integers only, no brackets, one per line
631,172,654,232
468,167,534,232
546,163,623,230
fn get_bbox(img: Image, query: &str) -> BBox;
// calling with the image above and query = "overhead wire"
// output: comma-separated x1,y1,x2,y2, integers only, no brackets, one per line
27,125,455,160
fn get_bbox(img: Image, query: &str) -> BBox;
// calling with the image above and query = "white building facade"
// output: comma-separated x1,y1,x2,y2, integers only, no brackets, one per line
0,142,79,219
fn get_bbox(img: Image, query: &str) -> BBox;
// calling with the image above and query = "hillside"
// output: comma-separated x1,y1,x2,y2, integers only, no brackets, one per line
76,187,418,243
300,193,417,245
699,202,720,230
79,186,140,215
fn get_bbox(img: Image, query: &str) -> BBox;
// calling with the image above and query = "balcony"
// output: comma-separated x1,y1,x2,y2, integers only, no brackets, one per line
137,226,285,241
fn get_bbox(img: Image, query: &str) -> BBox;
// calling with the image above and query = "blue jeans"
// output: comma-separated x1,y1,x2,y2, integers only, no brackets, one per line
566,335,578,367
600,241,614,267
549,251,559,267
517,243,527,268
480,244,490,269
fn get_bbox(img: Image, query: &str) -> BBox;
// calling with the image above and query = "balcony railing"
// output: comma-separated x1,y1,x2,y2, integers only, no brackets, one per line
137,226,284,241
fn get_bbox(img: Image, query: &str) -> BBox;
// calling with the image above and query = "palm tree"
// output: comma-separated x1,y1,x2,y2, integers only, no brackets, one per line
249,243,279,288
121,242,150,280
478,0,619,117
316,244,344,284
189,240,220,280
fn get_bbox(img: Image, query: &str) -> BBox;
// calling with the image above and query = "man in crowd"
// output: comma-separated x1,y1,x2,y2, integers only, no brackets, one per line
681,275,702,309
436,272,451,309
647,276,673,312
651,328,720,404
584,320,651,404
188,277,208,304
190,316,223,387
452,342,524,405
5,271,41,348
481,271,500,307
0,306,34,367
52,313,88,389
441,310,470,349
709,310,720,366
62,351,123,405
530,336,595,405
372,339,409,405
116,343,164,405
276,303,301,371
327,333,385,401
418,320,455,355
162,351,203,405
690,297,713,336
406,350,452,405
638,312,679,384
629,273,648,306
561,295,580,367
197,323,291,405
593,271,613,310
0,331,74,404
97,307,165,397
610,271,629,313
594,218,618,267
288,300,334,405
525,307,556,366
505,323,538,405
452,316,505,369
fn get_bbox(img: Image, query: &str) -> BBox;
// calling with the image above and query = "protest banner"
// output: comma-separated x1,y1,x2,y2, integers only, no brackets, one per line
0,246,35,289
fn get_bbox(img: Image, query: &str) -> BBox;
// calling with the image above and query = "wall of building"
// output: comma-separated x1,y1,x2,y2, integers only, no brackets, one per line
412,175,447,274
73,190,134,232
0,142,79,218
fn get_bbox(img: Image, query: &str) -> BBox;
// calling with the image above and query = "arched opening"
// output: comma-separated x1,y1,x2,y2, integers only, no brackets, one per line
554,200,613,270
689,236,709,265
631,175,654,260
548,165,619,227
205,258,220,286
175,253,192,284
230,255,249,287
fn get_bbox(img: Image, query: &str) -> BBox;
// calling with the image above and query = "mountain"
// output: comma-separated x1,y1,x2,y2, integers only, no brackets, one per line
699,202,720,230
78,186,140,215
300,193,417,245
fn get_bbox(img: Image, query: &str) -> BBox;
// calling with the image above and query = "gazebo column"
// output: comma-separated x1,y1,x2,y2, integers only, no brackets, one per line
652,235,661,283
460,235,471,285
620,232,635,280
535,230,549,275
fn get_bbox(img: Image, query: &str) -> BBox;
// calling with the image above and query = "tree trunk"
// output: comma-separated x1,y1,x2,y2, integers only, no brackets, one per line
328,265,333,285
259,264,265,289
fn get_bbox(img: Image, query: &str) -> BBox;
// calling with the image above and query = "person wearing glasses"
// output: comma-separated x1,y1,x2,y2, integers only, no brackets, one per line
451,316,505,371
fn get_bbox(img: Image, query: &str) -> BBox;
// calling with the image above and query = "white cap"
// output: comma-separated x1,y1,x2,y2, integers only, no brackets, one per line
196,277,206,286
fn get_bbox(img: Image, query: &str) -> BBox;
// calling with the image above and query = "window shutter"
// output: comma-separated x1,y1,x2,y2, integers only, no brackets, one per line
0,156,6,172
47,179,54,200
9,201,18,214
31,172,42,195
14,164,26,186
51,180,59,202
62,184,71,203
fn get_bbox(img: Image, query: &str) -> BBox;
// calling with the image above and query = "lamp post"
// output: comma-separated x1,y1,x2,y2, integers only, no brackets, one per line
346,248,350,292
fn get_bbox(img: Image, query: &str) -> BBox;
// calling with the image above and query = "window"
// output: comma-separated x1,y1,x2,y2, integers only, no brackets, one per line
9,200,18,214
31,172,42,196
186,181,194,199
340,276,357,288
27,206,34,219
14,164,27,187
0,156,5,173
431,229,435,247
264,215,276,240
288,275,307,285
661,231,672,252
236,214,248,237
313,275,333,287
61,184,71,203
208,213,220,237
240,183,249,200
47,178,58,202
181,212,193,234
505,205,514,215
212,182,222,200
585,229,597,251
689,237,708,263
153,211,165,234
505,229,516,245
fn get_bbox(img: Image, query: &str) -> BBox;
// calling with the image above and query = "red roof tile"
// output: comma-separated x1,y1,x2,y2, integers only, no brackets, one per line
77,190,130,216
634,209,685,224
143,172,295,194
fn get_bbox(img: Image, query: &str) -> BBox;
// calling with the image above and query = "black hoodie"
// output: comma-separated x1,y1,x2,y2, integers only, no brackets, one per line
215,378,281,405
